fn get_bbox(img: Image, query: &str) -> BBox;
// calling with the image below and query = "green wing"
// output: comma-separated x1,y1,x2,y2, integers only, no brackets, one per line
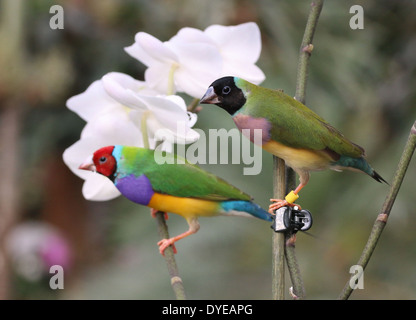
242,81,364,158
125,147,251,201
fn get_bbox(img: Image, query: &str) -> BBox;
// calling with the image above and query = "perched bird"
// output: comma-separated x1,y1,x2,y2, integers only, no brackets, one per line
200,76,387,212
79,145,272,255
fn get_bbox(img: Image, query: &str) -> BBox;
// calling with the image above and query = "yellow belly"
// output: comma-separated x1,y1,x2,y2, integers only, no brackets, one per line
148,193,220,218
262,140,332,171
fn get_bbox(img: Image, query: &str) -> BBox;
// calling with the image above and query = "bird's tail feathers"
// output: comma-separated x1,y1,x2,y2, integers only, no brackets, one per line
332,156,388,185
371,170,389,185
220,201,272,221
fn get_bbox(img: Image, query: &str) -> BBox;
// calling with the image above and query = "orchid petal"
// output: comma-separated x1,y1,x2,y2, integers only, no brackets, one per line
102,73,149,110
82,173,121,201
143,63,173,95
66,80,120,122
205,22,262,64
222,61,265,84
140,95,189,131
103,72,159,96
125,32,178,66
80,108,144,147
166,39,222,98
63,138,98,180
186,111,198,127
170,27,213,45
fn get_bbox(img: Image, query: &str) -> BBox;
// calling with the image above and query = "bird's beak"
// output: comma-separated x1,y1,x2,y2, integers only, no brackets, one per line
79,155,96,172
200,86,220,104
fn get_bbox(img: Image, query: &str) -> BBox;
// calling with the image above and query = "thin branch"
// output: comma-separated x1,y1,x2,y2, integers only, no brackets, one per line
154,211,187,300
271,0,324,300
338,121,416,300
272,157,286,299
187,98,200,113
141,107,186,299
285,233,306,299
295,0,325,104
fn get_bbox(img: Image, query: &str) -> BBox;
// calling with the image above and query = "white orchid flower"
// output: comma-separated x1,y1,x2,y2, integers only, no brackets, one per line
101,72,199,150
124,32,222,98
204,22,265,84
63,72,199,201
125,22,265,98
63,79,145,200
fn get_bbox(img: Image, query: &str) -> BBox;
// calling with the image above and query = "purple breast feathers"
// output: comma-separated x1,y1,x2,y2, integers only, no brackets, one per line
115,174,155,205
233,114,271,144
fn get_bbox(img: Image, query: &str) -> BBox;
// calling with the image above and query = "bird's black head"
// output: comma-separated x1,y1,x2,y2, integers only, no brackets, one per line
200,76,246,115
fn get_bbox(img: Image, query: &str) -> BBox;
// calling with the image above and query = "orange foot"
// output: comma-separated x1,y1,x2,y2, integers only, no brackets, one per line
156,224,199,256
157,238,178,256
269,199,302,214
151,209,168,220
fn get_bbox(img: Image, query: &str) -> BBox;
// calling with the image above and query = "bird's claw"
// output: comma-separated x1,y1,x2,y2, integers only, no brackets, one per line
157,238,177,256
269,199,302,214
151,209,169,220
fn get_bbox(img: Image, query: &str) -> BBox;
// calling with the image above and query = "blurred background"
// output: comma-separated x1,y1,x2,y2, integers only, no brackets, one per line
0,0,415,300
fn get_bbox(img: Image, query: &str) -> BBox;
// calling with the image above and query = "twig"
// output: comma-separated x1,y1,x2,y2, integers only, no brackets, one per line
288,0,324,299
271,0,324,300
154,211,187,300
187,98,200,113
338,121,416,300
272,157,287,299
141,108,186,299
285,232,306,299
295,0,325,104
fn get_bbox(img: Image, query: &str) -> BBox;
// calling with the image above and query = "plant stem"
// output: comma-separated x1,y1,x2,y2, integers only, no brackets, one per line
154,211,187,300
140,110,151,149
272,157,287,299
141,111,186,299
289,0,324,299
338,121,416,300
295,0,324,104
271,0,324,300
187,98,200,113
285,232,306,299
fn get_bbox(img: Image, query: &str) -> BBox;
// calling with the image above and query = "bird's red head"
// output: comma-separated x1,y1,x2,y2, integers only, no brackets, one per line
93,146,116,177
79,146,116,178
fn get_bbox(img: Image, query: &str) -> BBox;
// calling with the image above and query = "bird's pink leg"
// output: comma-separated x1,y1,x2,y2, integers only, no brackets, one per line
269,183,306,213
157,218,200,256
150,208,168,220
293,183,306,195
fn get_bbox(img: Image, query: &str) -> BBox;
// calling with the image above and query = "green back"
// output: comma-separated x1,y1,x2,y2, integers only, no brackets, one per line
235,78,364,158
115,146,251,201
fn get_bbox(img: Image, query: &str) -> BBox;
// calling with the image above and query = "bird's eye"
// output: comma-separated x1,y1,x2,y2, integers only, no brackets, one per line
99,156,107,164
222,86,231,95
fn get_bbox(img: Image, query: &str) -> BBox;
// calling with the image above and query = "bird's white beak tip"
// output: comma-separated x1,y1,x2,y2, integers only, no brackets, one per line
79,155,96,171
200,86,220,104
